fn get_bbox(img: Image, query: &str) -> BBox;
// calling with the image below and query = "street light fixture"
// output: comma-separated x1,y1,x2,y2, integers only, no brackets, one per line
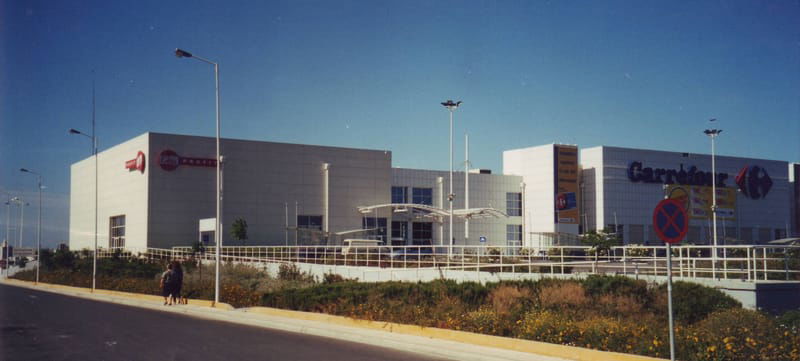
20,168,42,284
441,100,461,259
175,47,223,306
70,123,98,292
704,120,722,267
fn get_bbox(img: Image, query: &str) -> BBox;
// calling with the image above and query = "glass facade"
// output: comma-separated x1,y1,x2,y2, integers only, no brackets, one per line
412,188,433,205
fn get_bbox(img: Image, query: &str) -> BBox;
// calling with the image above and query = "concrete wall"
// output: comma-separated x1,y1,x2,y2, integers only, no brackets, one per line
69,133,149,250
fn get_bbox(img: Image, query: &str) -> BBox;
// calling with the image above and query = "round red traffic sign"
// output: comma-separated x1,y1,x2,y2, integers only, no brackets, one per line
652,199,688,244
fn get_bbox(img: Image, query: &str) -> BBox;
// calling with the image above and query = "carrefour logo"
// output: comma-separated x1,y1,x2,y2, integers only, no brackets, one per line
627,162,728,187
735,165,772,200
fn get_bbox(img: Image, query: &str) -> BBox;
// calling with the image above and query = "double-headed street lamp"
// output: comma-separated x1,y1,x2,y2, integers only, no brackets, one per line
441,100,461,259
20,168,42,284
175,48,223,306
704,119,722,265
69,126,98,292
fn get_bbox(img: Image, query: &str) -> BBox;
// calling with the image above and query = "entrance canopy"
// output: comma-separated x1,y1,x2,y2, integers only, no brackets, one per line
357,203,508,221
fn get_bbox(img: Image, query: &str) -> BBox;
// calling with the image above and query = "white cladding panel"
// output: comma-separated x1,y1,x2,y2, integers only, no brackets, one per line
503,145,573,234
69,133,149,250
391,168,523,247
582,146,791,245
147,133,391,248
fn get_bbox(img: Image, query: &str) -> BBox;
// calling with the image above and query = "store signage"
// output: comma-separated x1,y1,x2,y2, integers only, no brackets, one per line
735,165,772,200
124,151,146,173
158,149,217,172
554,145,579,224
627,162,728,187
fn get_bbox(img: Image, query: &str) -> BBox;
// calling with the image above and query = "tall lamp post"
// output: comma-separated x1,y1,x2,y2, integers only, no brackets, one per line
175,48,222,305
704,120,722,266
70,126,98,291
440,100,461,259
20,168,42,284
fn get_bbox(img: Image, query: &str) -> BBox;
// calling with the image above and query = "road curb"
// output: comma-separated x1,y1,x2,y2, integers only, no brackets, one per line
3,279,665,361
1,278,234,310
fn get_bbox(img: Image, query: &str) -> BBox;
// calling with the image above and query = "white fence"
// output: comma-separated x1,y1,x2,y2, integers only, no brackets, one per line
91,244,800,282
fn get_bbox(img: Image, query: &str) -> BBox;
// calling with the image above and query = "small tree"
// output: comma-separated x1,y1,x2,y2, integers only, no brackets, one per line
231,218,248,246
582,228,620,269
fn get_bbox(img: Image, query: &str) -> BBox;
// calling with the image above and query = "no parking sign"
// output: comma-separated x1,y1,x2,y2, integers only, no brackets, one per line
652,199,688,244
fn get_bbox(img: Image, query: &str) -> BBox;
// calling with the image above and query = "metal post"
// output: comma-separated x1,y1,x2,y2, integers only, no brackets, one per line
213,62,222,306
711,134,718,264
448,109,453,260
667,243,676,361
35,176,42,283
18,199,24,249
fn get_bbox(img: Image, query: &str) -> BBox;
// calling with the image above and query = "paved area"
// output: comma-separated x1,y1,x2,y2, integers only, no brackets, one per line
0,283,450,361
0,282,577,361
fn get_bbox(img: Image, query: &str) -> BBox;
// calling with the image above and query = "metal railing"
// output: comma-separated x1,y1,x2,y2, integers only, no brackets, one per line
93,244,799,282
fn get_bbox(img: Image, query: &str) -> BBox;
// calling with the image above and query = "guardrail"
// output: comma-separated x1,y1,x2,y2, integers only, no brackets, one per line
94,244,799,282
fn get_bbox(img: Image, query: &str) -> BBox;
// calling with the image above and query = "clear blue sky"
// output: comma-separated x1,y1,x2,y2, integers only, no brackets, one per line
1,0,798,247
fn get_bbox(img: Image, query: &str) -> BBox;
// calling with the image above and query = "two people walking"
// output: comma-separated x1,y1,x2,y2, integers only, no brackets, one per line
160,260,183,305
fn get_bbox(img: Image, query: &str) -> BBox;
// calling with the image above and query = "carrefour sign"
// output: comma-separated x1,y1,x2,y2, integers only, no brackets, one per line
627,161,728,187
627,161,773,200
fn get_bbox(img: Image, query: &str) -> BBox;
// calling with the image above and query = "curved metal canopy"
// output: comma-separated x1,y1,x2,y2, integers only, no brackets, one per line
357,203,508,220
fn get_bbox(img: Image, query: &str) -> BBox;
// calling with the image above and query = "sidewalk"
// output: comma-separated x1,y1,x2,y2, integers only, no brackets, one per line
1,278,665,361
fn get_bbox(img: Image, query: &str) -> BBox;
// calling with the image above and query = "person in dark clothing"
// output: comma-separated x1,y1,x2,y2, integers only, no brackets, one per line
160,263,173,305
169,261,184,305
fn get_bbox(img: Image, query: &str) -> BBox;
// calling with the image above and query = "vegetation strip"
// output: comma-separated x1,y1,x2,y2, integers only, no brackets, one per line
11,249,800,361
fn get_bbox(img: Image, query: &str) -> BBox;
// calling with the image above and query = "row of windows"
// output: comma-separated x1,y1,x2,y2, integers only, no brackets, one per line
393,186,522,216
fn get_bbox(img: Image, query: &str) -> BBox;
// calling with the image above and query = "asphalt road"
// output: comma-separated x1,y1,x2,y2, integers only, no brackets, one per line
0,284,449,361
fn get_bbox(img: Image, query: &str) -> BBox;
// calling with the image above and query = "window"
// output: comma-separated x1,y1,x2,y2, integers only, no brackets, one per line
391,186,408,204
297,215,323,230
412,188,433,205
362,217,387,242
109,215,125,248
506,224,522,242
506,192,522,216
391,221,408,245
412,222,433,245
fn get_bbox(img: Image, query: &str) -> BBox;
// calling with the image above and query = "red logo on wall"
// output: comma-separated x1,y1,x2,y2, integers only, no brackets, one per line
158,149,217,172
125,151,146,173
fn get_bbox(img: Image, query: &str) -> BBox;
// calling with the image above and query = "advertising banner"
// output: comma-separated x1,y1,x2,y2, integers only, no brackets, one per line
666,184,736,220
554,145,579,224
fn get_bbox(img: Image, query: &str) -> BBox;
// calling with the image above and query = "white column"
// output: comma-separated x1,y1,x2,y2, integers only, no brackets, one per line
437,176,444,247
465,134,469,243
323,163,330,233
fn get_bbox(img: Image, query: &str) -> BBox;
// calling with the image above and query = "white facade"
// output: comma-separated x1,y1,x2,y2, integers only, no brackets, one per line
69,133,796,250
581,146,792,245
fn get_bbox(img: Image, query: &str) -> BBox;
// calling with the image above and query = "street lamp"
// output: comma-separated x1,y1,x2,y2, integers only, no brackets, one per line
70,126,98,292
11,197,27,249
704,120,722,266
441,100,461,259
20,168,42,284
175,48,223,306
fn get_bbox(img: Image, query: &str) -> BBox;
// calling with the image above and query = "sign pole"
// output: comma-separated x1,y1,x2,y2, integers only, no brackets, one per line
667,242,675,361
653,198,687,361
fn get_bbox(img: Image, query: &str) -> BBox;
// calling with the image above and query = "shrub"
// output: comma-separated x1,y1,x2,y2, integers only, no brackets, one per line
488,285,531,316
778,309,800,332
538,282,589,310
665,281,741,324
684,308,800,361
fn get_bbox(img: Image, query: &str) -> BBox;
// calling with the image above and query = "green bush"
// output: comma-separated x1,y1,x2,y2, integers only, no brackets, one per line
665,281,741,324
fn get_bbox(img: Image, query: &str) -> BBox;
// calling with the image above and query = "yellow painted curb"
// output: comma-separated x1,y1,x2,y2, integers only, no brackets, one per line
4,279,663,360
3,279,234,310
244,307,667,361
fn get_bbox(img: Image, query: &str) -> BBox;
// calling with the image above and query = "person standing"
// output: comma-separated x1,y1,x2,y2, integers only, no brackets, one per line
169,261,184,305
160,263,173,305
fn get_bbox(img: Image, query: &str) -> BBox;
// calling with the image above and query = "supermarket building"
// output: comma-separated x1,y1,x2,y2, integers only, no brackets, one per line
69,132,798,250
